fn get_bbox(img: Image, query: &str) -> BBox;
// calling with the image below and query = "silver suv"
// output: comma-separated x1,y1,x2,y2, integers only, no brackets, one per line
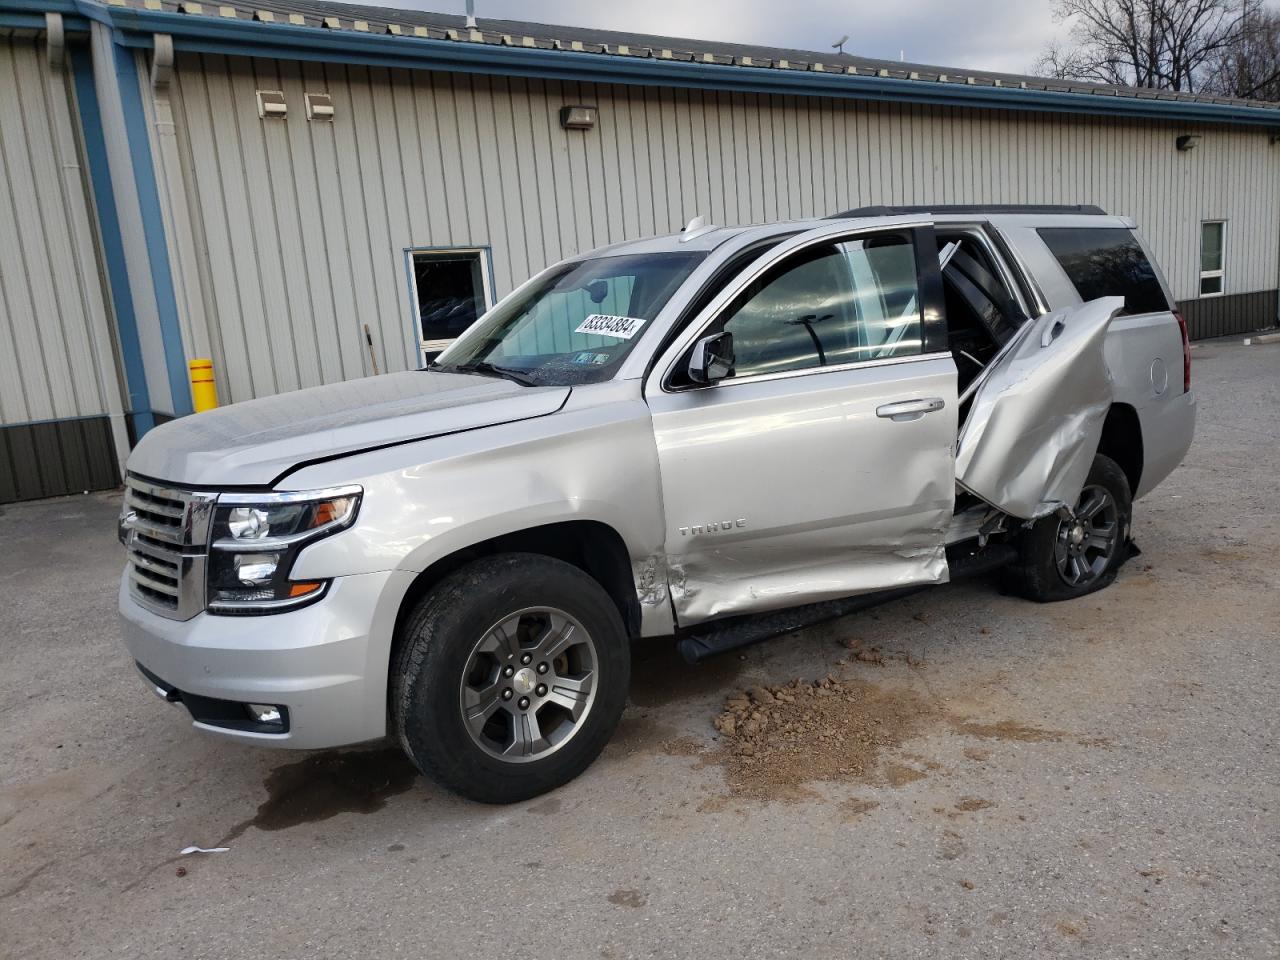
117,206,1196,802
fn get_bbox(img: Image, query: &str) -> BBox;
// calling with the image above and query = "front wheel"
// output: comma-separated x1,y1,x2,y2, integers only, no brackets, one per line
1004,453,1133,603
390,553,630,803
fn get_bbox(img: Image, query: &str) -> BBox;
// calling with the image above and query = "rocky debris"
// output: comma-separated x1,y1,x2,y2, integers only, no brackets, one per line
838,636,926,668
709,675,936,799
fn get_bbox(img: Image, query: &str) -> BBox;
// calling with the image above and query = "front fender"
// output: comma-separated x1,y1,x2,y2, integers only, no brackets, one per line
283,396,668,597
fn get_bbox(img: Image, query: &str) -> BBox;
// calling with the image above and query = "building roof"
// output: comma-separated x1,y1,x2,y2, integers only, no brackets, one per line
264,0,1279,112
8,0,1280,126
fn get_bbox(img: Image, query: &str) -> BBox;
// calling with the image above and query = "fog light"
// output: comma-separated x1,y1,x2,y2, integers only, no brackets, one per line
246,703,284,725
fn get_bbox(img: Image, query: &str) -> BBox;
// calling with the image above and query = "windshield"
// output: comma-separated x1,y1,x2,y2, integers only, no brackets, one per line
432,251,706,386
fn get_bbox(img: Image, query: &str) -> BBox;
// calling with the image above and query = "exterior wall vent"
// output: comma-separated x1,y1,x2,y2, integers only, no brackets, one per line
255,89,287,119
305,93,335,121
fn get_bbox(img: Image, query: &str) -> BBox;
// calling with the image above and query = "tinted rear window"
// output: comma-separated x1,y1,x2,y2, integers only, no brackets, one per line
1037,227,1170,315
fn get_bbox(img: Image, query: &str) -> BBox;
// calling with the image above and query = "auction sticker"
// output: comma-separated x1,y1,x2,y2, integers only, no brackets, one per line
575,314,648,339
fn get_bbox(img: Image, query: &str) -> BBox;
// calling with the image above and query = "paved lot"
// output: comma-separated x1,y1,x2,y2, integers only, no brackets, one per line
2,339,1278,960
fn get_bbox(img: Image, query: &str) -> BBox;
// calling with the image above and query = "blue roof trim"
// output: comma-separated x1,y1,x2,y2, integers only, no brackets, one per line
116,6,1280,128
5,0,1277,126
0,11,54,28
68,41,156,434
112,39,194,417
0,0,105,29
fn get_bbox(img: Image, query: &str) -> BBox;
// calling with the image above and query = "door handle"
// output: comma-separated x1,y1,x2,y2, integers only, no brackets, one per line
876,397,946,422
1041,317,1066,347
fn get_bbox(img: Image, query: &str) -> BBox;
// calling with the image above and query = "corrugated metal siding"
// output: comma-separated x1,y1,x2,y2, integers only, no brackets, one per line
0,38,120,427
163,54,1280,402
1178,289,1278,340
0,416,120,503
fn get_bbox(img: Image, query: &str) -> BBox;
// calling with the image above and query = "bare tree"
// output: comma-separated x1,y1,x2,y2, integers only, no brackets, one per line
1202,1,1280,98
1032,0,1248,92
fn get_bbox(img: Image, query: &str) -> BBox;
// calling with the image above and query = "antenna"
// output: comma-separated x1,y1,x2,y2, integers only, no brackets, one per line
465,0,476,28
832,34,849,54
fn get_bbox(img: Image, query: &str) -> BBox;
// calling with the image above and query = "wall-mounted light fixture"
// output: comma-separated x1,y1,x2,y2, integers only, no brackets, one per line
560,104,598,130
305,93,335,121
256,89,287,120
1176,134,1201,151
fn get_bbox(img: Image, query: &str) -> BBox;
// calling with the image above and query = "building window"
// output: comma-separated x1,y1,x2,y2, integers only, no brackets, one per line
410,249,492,358
1199,221,1225,297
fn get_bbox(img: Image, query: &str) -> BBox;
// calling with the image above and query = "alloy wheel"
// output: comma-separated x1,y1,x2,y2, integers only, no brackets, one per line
458,607,598,762
1054,484,1120,587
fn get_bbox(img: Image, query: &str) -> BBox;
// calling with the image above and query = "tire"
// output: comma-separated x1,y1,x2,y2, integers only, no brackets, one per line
390,553,630,803
1004,453,1133,603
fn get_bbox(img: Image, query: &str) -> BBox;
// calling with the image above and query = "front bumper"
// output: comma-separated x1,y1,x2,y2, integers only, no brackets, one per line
118,568,414,749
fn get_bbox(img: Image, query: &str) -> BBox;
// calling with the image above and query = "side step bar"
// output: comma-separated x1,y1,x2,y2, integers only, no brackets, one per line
675,541,1018,663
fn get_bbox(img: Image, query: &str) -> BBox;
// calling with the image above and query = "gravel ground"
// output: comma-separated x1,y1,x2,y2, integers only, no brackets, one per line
1,339,1277,960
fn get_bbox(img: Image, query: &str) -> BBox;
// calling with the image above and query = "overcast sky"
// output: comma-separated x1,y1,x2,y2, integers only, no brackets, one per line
347,0,1064,75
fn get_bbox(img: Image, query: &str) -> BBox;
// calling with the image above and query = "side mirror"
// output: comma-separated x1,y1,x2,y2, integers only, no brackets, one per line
688,332,735,384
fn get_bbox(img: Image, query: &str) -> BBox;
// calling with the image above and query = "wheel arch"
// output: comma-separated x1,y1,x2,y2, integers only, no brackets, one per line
1097,402,1143,496
391,520,642,675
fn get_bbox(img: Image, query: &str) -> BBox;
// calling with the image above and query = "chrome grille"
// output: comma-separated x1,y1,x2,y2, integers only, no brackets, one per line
122,477,216,620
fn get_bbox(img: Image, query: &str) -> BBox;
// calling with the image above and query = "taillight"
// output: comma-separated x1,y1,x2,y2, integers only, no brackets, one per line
1174,311,1191,393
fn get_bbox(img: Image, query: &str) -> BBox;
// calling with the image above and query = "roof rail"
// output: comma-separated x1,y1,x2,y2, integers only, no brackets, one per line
826,204,1109,218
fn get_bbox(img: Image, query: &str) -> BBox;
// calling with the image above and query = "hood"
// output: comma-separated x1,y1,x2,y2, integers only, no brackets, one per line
127,371,571,487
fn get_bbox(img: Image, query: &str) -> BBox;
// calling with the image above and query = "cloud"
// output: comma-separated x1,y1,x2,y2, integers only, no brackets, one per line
346,0,1067,76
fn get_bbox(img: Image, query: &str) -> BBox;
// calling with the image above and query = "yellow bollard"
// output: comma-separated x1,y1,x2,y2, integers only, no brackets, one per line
188,358,218,412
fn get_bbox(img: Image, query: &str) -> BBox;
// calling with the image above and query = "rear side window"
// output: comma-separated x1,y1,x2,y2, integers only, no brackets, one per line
1037,228,1170,315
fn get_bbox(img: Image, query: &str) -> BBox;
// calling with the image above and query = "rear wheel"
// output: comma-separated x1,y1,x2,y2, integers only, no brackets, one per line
1005,453,1132,602
391,553,630,803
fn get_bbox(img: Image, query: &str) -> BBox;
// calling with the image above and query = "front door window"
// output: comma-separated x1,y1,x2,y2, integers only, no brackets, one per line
719,234,923,378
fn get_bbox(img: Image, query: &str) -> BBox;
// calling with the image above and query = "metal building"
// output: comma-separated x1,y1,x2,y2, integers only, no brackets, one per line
1,0,1278,502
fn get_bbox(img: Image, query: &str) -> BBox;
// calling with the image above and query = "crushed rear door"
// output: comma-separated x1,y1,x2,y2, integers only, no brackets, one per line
955,296,1123,520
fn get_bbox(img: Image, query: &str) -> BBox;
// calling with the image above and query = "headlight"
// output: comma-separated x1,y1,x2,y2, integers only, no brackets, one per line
206,486,361,615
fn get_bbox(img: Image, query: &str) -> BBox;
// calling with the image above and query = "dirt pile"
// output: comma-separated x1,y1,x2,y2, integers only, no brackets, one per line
839,636,926,667
710,675,937,799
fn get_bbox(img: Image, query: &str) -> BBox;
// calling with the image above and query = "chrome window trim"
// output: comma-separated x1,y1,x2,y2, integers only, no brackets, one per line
673,350,955,392
932,221,1038,321
655,218,937,394
986,225,1052,316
